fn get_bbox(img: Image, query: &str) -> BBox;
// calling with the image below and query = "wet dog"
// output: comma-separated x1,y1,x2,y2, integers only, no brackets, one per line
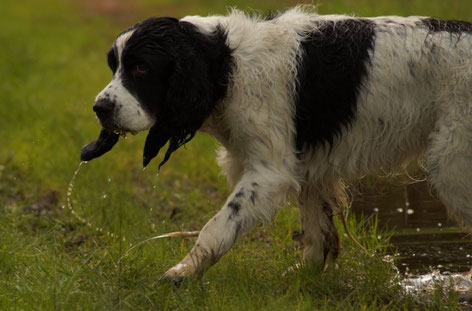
82,6,472,282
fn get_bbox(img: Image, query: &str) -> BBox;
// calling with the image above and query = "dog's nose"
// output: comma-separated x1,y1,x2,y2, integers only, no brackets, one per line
93,98,115,119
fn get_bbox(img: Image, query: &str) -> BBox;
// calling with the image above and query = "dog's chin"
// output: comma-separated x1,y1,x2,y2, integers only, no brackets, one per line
98,120,137,137
111,128,133,137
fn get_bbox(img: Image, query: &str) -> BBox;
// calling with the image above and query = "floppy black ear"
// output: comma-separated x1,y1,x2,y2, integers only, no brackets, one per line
143,125,171,168
139,20,232,168
147,21,232,168
142,54,210,168
162,30,215,141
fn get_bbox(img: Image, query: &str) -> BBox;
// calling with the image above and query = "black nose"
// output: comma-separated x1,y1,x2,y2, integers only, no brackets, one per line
93,98,115,119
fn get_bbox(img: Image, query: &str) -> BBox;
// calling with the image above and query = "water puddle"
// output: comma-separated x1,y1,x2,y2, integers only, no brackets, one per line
352,181,472,302
352,181,472,274
401,270,472,295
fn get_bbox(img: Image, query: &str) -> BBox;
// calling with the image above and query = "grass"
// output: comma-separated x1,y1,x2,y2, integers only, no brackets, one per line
0,0,470,309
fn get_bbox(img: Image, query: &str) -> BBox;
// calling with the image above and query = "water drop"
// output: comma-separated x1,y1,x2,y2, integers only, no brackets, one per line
407,209,414,215
107,177,111,182
437,222,442,227
396,208,403,213
373,207,379,212
416,228,420,232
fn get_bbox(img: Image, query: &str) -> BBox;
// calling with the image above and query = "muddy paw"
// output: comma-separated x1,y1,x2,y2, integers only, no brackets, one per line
160,263,191,286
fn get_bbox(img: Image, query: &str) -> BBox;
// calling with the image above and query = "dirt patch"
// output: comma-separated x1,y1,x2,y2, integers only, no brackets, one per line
23,190,61,216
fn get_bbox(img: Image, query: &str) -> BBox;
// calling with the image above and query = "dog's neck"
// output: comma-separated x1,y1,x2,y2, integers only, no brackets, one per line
199,103,232,148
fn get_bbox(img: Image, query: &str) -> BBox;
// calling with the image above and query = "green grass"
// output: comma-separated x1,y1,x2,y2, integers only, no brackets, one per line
0,0,470,309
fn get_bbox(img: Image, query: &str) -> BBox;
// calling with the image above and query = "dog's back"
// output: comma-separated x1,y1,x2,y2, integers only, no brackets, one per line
197,9,472,268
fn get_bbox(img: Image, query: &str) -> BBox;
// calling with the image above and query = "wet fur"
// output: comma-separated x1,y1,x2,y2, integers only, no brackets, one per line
91,6,472,281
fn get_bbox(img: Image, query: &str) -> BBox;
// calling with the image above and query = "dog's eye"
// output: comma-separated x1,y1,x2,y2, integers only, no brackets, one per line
134,64,148,75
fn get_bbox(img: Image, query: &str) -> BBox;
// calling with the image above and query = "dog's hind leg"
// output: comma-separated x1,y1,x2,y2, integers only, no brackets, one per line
297,181,345,269
161,168,294,283
427,105,472,229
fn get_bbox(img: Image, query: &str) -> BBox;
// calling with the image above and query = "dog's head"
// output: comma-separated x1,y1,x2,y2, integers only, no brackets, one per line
84,17,232,167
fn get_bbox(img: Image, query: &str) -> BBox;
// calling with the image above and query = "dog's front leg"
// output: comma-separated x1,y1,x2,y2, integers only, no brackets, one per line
161,170,292,283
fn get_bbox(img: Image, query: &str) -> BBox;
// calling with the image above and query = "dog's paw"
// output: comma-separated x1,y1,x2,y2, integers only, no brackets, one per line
160,263,192,286
281,263,302,277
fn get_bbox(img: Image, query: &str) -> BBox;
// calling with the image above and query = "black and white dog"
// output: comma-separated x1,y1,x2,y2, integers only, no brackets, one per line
85,6,472,282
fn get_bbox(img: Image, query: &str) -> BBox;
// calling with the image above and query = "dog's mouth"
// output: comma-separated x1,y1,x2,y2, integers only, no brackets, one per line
83,115,172,167
100,121,138,137
95,114,137,136
112,128,130,137
80,128,120,162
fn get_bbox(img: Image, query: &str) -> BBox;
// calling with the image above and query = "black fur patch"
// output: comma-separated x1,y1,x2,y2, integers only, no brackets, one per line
107,47,118,75
294,19,376,151
235,189,244,198
422,18,472,34
117,18,233,168
228,202,241,215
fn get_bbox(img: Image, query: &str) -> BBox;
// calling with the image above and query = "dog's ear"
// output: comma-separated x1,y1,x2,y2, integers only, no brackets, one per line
163,26,215,139
144,21,231,169
143,125,171,168
151,22,219,167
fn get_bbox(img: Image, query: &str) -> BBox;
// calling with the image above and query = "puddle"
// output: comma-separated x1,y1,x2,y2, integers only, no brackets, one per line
352,181,472,275
352,181,472,302
401,271,472,295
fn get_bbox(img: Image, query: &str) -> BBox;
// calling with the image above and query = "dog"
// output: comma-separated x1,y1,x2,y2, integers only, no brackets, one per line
86,6,472,282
